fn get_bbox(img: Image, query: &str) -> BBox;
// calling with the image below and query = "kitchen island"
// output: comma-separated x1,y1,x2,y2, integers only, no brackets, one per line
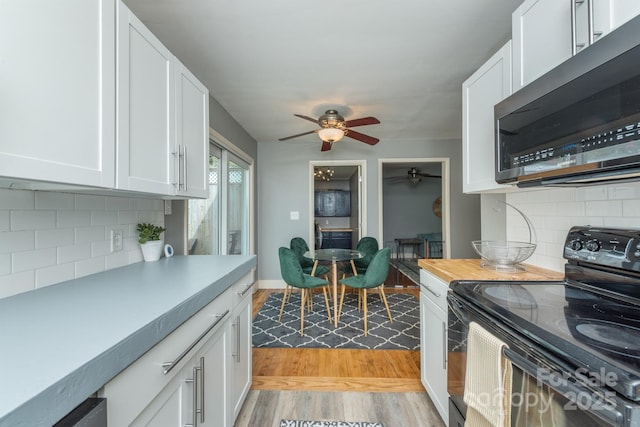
0,255,256,427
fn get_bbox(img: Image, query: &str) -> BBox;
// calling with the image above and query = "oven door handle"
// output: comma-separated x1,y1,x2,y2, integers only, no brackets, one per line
502,348,624,426
447,296,469,324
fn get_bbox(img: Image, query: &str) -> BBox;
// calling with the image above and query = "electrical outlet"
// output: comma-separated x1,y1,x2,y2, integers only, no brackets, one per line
111,229,124,252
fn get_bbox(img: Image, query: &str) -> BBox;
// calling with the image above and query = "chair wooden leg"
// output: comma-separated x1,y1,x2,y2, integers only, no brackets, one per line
284,284,292,303
300,288,306,336
307,289,313,312
337,284,347,322
278,286,288,322
322,286,332,323
379,286,393,323
363,288,368,337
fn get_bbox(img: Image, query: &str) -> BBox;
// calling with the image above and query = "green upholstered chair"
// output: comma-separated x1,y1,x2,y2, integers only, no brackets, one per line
278,247,332,335
338,247,393,336
342,236,379,277
290,237,330,277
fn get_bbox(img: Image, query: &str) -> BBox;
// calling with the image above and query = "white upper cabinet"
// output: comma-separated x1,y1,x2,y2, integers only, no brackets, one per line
0,0,115,188
0,0,208,198
116,2,175,195
462,41,513,194
116,2,208,198
175,61,209,198
611,1,640,28
512,0,639,91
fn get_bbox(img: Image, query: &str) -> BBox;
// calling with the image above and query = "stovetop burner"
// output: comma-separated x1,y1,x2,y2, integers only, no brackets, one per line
574,319,640,356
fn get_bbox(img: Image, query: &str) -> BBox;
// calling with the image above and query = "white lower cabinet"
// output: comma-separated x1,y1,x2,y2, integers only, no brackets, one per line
419,269,449,425
101,273,255,427
229,283,253,421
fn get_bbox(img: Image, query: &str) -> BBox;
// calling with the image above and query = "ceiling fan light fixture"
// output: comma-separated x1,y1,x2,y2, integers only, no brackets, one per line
318,127,345,143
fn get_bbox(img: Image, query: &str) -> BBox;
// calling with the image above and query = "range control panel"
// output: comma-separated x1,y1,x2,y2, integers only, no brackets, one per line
563,226,640,270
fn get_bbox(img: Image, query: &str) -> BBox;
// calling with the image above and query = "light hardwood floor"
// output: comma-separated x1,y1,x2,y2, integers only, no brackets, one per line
237,285,446,427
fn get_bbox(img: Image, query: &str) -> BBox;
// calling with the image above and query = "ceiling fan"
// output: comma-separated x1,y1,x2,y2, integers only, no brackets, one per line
278,109,380,152
385,167,442,185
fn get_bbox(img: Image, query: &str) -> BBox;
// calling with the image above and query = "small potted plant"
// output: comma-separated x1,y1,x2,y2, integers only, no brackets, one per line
137,223,166,262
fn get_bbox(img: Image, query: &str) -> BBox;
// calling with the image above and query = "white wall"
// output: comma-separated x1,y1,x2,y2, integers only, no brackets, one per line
0,189,165,299
505,182,640,272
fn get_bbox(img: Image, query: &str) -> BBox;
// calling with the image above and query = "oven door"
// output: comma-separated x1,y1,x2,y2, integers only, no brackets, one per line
447,292,628,427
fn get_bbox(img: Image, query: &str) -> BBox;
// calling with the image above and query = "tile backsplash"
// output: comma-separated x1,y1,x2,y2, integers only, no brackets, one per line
505,182,640,272
0,189,165,299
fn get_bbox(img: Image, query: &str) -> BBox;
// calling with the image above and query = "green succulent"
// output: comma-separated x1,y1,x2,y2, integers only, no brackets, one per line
137,223,166,244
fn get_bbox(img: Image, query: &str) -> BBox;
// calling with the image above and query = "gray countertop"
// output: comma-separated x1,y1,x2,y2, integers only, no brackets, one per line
0,255,257,427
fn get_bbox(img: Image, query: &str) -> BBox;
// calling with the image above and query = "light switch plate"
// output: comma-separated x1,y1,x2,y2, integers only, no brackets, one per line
290,211,299,220
164,200,172,215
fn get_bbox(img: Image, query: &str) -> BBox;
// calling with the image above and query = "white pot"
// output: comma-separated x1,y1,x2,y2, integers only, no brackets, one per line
140,240,164,262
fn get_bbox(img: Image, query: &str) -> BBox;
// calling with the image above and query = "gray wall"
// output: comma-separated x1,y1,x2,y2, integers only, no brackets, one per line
257,137,481,281
382,163,443,248
209,96,257,161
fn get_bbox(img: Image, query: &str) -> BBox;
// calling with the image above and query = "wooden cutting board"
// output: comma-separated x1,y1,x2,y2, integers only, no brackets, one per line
417,258,564,283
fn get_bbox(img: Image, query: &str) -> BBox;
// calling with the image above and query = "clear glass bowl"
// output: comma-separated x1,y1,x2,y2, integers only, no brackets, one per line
472,240,537,269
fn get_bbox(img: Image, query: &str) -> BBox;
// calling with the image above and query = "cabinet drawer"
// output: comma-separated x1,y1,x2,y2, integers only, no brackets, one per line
419,269,449,311
230,271,255,309
101,288,232,426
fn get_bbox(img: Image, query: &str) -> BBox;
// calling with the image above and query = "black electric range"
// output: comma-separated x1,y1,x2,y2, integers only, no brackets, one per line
448,226,640,426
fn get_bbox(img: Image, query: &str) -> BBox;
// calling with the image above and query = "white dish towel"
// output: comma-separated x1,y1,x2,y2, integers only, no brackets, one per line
463,321,513,427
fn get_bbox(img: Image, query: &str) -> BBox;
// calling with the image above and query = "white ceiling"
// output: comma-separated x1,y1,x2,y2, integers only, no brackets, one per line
123,0,521,145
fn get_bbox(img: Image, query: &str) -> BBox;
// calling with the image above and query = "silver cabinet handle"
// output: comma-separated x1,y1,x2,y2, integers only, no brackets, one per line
185,356,205,426
442,321,447,370
571,0,577,55
178,145,185,190
587,0,594,46
183,145,188,191
232,315,241,363
199,356,205,423
162,310,229,375
238,282,254,297
171,149,178,187
420,283,441,298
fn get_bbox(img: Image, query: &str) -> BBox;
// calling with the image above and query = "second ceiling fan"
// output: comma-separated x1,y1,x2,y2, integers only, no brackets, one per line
278,109,380,152
386,167,442,185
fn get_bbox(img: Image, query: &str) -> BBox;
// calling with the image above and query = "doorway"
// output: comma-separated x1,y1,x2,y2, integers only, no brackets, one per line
308,160,366,250
378,158,450,260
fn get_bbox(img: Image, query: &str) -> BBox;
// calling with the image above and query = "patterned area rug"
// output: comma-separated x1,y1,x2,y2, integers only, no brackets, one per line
280,421,384,427
253,292,419,350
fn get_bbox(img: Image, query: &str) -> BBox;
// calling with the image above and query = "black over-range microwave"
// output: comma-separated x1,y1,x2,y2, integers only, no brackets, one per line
495,14,640,187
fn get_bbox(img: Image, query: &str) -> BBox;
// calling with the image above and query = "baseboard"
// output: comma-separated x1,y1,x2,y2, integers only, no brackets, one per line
257,279,286,289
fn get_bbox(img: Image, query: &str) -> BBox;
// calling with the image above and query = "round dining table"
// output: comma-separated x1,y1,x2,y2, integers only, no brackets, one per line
304,248,363,327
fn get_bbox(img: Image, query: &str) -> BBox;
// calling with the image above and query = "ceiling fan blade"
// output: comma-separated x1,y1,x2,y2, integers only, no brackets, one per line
344,116,380,128
345,129,379,145
278,130,316,141
294,114,319,124
320,141,333,152
417,173,442,179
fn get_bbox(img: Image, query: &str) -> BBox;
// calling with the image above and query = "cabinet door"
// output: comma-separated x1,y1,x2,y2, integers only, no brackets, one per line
512,0,572,91
175,60,209,198
229,292,252,423
611,1,640,29
200,324,229,427
130,364,190,427
420,292,448,423
462,41,512,194
315,192,336,217
334,191,351,217
0,0,115,188
116,1,175,195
